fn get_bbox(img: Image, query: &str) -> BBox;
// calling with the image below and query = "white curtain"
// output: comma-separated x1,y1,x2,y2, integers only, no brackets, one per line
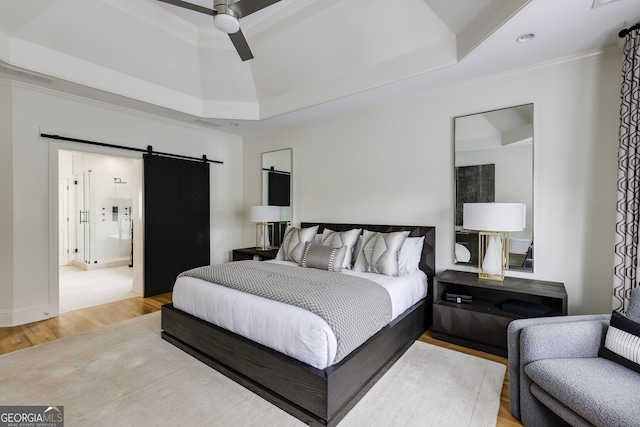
613,25,640,312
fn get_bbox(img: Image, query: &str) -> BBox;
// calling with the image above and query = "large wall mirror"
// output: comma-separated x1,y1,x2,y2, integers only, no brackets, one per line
454,104,534,272
262,148,292,245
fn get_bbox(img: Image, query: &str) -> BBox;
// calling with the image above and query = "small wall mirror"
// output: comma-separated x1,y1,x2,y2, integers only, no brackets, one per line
454,104,534,272
262,148,292,245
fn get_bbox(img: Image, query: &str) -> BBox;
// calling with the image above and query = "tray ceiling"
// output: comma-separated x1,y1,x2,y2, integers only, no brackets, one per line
1,0,639,135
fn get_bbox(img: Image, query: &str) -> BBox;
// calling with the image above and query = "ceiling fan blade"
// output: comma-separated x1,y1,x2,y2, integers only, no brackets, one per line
156,0,215,16
228,30,254,61
228,0,281,19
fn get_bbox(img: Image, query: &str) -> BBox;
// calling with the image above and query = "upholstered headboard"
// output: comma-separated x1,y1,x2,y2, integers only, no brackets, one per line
300,222,436,287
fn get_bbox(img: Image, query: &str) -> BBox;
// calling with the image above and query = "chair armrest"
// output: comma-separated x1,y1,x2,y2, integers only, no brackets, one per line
507,314,610,420
520,318,609,361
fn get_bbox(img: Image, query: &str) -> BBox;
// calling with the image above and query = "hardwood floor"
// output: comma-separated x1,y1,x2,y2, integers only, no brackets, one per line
0,293,172,355
0,294,522,427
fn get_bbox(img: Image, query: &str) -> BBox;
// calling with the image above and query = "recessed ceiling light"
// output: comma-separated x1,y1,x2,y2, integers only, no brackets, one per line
516,33,535,43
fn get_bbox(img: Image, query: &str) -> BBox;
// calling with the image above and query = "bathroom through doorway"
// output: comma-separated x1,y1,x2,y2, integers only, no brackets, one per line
58,149,142,313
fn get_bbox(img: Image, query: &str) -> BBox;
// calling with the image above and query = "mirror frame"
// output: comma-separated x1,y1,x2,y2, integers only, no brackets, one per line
454,104,534,272
261,148,292,246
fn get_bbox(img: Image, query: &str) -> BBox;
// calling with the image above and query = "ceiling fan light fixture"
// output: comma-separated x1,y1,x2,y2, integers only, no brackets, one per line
214,13,240,34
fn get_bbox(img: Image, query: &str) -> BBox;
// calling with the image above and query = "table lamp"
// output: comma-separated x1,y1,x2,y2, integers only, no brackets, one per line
463,203,526,281
250,205,281,250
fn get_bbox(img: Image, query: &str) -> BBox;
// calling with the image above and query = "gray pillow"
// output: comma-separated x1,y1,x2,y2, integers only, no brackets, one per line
321,228,361,269
353,230,410,276
276,225,319,263
299,242,347,272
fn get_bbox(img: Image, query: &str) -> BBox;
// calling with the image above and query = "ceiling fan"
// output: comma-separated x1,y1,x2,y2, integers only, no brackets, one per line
157,0,282,61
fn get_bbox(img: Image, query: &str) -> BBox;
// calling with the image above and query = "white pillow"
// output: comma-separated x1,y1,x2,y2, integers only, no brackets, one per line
321,228,361,269
354,230,409,277
398,236,425,274
276,225,319,263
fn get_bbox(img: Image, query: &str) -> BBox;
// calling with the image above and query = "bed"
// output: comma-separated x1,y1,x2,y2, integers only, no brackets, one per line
161,222,436,426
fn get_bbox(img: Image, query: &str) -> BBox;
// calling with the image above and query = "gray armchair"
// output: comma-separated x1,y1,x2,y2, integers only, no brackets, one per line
507,289,640,427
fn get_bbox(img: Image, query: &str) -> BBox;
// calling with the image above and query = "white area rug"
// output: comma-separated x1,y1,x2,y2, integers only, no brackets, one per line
0,312,505,426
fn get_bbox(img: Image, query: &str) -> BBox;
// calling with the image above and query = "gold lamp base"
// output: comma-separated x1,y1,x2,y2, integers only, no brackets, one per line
478,231,510,281
255,222,274,251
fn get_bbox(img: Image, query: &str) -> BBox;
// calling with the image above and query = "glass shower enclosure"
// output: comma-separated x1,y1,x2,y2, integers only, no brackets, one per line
74,170,133,268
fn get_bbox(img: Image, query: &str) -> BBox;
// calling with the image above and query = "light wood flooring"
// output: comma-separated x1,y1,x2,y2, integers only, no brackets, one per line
0,294,522,427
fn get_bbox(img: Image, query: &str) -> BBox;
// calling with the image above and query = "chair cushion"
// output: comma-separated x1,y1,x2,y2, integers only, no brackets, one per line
525,357,640,427
528,383,593,427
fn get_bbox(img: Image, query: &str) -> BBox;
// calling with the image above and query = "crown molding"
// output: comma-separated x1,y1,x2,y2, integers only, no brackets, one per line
103,0,200,46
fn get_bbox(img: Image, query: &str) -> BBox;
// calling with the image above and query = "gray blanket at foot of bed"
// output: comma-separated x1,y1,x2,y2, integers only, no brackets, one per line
179,261,392,363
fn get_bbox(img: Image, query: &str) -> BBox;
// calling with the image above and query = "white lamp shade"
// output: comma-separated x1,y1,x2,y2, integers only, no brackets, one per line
463,203,525,232
214,13,240,34
249,205,281,223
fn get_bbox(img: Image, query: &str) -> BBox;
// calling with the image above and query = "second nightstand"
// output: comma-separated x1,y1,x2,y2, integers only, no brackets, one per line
432,270,567,356
232,247,279,261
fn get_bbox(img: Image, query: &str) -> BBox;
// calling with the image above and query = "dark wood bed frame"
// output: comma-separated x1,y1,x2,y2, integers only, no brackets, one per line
161,223,436,426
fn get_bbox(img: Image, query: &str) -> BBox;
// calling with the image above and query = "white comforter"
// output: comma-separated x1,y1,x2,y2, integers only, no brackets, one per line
172,260,428,369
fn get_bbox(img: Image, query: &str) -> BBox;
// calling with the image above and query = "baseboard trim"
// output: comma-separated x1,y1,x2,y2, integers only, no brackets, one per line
0,304,53,327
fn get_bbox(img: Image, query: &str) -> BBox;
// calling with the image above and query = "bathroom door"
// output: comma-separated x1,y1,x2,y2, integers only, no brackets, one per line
143,155,210,297
74,171,91,264
58,178,70,266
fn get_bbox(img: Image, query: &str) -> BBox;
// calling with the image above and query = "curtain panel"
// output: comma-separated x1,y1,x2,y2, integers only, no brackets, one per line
614,26,640,312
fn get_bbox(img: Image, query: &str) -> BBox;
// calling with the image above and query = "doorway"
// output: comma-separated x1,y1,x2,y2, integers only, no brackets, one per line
58,150,142,313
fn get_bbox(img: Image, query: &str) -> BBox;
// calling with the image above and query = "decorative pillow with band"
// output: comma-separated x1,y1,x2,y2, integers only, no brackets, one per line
276,225,319,264
353,230,410,277
299,242,347,272
599,311,640,374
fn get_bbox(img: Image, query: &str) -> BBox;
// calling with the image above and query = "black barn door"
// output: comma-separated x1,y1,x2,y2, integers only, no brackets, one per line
143,155,210,297
268,170,290,206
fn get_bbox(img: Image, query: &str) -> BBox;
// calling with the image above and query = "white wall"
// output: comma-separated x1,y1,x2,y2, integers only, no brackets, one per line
243,50,622,315
0,81,244,326
0,82,13,316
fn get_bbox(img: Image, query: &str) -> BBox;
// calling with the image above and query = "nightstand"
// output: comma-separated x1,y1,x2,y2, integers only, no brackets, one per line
232,247,279,261
432,270,567,357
